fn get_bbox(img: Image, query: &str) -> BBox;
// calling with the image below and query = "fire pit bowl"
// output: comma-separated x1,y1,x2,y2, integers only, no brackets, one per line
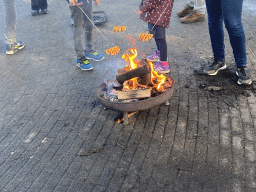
97,76,174,113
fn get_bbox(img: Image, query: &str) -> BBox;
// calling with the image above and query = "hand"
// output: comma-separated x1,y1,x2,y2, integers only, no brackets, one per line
136,10,143,15
69,0,78,5
94,0,100,5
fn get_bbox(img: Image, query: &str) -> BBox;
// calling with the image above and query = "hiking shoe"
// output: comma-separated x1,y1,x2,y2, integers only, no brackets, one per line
41,9,48,14
236,67,252,85
84,50,104,61
154,61,170,74
177,4,194,18
181,10,205,24
77,57,93,71
5,41,25,55
31,10,39,16
147,49,160,62
204,58,227,75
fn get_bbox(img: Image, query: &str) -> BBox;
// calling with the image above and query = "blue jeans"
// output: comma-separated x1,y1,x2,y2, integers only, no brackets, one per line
69,0,93,60
31,0,47,10
2,0,16,45
205,0,246,67
148,23,167,61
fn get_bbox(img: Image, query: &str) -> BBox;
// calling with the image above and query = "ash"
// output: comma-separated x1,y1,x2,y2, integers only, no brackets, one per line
100,78,139,103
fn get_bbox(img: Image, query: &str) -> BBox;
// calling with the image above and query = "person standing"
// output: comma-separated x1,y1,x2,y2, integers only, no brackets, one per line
177,0,206,24
137,0,174,74
68,0,104,71
31,0,48,16
204,0,251,85
2,0,25,55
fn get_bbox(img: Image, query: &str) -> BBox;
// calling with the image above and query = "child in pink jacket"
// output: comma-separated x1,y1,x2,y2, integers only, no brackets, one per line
137,0,174,73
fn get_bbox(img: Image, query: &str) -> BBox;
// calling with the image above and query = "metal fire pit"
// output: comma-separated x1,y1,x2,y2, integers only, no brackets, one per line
97,76,174,124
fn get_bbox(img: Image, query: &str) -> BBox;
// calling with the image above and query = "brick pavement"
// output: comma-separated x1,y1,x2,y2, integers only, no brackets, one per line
0,0,256,191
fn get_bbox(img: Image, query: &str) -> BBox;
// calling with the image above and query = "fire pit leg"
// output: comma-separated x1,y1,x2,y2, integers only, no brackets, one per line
124,112,129,125
165,100,170,106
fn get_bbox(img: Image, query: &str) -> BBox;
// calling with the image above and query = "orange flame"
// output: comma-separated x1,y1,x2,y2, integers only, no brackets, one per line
148,61,166,91
121,41,166,91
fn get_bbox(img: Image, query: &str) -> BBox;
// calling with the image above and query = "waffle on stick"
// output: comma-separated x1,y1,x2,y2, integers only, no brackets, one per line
139,33,154,42
113,26,126,32
106,46,120,55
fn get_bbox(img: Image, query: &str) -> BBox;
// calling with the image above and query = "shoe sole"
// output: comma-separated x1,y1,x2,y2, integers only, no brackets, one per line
86,56,105,61
181,17,205,24
147,58,159,62
155,69,170,74
206,63,227,76
76,64,93,71
6,44,25,55
236,71,252,85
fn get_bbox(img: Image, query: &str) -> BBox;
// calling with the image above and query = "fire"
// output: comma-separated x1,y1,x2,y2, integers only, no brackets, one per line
121,45,167,92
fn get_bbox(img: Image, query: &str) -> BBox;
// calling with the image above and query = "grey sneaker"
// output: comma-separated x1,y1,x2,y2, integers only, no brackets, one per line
236,67,252,85
204,58,227,75
6,41,25,55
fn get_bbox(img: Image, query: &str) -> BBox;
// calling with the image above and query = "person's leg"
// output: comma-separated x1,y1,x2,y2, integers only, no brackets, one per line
31,0,40,11
40,0,48,14
3,0,25,54
204,0,227,75
222,0,246,67
70,5,93,70
39,0,48,9
150,25,169,73
155,39,167,62
188,0,195,7
2,0,16,45
205,0,225,61
222,0,250,84
81,0,93,51
70,5,85,60
194,0,206,14
31,0,40,15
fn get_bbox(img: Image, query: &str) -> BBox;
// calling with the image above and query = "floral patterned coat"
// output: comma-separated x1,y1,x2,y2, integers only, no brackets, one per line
139,0,174,29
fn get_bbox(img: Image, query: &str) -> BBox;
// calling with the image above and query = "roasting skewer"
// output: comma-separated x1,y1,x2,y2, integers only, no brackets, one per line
138,3,170,42
77,5,121,55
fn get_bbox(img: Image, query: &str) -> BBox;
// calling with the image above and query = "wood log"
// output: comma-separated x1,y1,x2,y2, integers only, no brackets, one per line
117,67,128,74
117,88,151,100
116,64,150,84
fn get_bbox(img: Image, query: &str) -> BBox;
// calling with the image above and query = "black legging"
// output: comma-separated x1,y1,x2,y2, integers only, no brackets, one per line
31,0,47,10
155,38,167,62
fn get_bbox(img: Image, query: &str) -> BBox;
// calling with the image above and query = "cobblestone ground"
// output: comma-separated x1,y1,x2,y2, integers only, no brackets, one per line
0,0,256,191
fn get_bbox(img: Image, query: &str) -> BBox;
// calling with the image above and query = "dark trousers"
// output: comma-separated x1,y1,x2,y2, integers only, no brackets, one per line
206,0,246,67
148,23,167,62
31,0,47,10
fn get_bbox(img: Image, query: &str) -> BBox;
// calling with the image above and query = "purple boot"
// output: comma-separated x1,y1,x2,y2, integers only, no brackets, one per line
147,49,160,62
154,61,170,74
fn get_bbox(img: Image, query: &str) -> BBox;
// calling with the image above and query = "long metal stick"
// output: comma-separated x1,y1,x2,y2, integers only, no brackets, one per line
121,13,137,26
151,3,170,31
78,5,109,42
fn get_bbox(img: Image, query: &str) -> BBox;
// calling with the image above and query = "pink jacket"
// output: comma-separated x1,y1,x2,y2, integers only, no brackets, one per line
139,0,174,28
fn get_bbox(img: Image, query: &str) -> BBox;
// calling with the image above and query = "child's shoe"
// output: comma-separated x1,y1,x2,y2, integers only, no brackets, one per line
84,50,104,61
77,57,93,71
6,41,25,55
31,10,39,16
147,49,160,62
41,9,48,14
154,61,170,74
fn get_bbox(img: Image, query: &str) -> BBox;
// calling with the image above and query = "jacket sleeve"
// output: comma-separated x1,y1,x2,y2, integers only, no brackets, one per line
139,0,162,13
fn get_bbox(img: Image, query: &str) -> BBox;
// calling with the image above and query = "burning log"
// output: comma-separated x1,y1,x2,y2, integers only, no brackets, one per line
116,64,151,85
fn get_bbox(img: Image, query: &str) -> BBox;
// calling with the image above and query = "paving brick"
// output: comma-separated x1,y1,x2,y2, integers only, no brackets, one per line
0,0,256,191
